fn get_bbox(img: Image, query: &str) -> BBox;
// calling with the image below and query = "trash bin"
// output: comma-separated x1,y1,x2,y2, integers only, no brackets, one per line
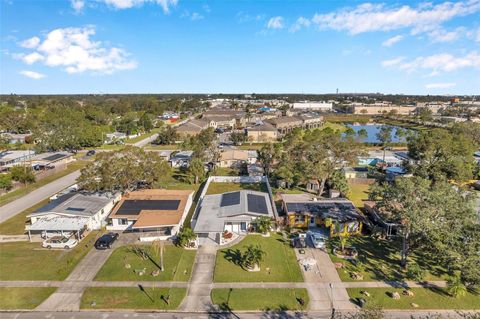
357,298,366,308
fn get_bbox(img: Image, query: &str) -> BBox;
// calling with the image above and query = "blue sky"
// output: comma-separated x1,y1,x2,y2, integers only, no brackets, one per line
1,0,479,95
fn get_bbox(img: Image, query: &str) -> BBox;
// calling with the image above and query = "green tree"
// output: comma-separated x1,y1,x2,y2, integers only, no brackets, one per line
77,146,171,192
10,166,35,185
242,244,265,270
369,177,476,269
255,216,272,234
258,143,280,177
138,113,154,132
447,276,467,298
376,126,393,162
176,228,197,247
327,170,349,197
0,173,13,191
187,157,205,184
407,129,476,182
154,126,178,145
230,131,247,146
357,128,368,141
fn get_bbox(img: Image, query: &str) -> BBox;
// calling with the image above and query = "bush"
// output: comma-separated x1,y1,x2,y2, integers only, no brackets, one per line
406,263,426,282
0,173,13,191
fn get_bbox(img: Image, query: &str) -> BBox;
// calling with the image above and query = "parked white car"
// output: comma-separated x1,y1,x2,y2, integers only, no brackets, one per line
307,231,326,249
42,236,78,249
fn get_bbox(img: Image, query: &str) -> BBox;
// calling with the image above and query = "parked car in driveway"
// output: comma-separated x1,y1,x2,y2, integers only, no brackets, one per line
95,232,119,249
307,231,327,249
42,236,78,249
86,150,96,156
291,233,307,248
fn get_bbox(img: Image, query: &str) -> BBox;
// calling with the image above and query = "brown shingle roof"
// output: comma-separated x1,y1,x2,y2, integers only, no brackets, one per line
109,189,194,228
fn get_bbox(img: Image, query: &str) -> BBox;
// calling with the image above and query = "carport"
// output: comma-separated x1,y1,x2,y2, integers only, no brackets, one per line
27,216,88,242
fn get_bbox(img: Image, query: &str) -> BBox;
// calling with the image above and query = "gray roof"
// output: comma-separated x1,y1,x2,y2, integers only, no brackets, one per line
28,216,89,231
29,192,115,218
193,190,273,233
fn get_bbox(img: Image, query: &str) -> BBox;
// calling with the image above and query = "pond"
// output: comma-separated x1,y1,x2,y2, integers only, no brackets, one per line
344,124,414,143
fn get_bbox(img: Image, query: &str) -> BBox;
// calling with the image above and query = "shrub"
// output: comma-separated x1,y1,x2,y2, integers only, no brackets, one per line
406,263,425,282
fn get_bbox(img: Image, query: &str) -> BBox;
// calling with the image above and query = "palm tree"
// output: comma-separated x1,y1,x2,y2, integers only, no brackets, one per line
242,245,265,270
255,216,272,235
177,227,197,247
447,276,467,298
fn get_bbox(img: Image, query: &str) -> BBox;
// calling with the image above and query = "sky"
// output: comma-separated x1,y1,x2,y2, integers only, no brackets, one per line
1,0,480,95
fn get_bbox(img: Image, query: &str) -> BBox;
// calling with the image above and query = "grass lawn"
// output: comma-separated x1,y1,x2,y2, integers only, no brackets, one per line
81,287,186,310
0,199,49,235
97,144,125,150
212,167,239,176
214,234,303,282
0,160,87,207
0,287,56,309
0,231,100,280
125,128,162,144
321,121,347,133
328,236,450,282
95,244,196,282
206,182,268,195
211,288,309,311
347,287,479,310
347,183,371,208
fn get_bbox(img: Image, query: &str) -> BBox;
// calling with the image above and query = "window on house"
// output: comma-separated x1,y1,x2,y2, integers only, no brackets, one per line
119,218,129,225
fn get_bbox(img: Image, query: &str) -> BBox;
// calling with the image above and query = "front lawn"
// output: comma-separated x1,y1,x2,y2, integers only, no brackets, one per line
211,288,309,311
0,287,56,309
328,236,449,282
95,244,196,282
347,287,479,310
347,183,370,208
125,128,162,144
0,231,100,280
81,287,186,310
206,182,268,195
214,234,303,282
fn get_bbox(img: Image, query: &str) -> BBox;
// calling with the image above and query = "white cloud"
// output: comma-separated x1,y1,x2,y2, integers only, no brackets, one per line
310,1,480,35
382,35,403,47
20,70,46,79
16,26,137,75
427,27,464,42
382,51,480,73
381,56,405,67
19,36,40,49
425,82,456,89
290,17,311,33
70,0,84,13
103,0,178,13
22,52,44,64
267,16,284,30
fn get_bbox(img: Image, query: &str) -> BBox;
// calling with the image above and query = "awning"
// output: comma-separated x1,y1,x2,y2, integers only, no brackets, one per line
27,216,88,231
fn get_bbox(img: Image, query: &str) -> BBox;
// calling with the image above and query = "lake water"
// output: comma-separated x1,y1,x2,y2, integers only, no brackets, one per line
345,124,413,143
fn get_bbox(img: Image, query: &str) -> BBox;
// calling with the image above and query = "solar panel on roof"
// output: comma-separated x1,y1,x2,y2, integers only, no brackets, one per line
220,192,240,207
116,200,180,215
43,154,67,161
247,194,268,214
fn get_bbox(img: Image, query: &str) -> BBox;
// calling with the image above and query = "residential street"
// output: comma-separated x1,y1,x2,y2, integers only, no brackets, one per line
0,170,80,223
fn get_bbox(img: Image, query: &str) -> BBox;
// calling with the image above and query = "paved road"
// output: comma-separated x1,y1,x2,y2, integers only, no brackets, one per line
0,170,80,223
0,310,476,319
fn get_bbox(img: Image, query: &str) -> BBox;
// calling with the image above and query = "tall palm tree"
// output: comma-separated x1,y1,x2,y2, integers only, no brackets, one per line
242,245,265,270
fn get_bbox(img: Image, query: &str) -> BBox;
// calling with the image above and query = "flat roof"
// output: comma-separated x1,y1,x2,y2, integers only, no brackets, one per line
29,192,116,218
28,216,89,231
109,189,194,228
193,190,273,233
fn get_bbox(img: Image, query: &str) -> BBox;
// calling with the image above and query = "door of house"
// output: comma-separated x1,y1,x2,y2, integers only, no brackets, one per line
240,222,247,232
310,217,316,227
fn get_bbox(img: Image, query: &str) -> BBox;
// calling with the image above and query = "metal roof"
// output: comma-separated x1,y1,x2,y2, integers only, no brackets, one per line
29,192,115,218
28,216,89,231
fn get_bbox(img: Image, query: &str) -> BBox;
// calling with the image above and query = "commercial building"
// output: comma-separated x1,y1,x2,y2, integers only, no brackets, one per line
292,101,333,112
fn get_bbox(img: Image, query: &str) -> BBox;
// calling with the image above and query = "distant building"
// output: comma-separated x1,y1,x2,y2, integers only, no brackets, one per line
350,104,416,115
266,116,304,135
246,122,278,142
202,108,247,127
175,119,209,137
105,132,127,144
169,150,194,168
0,133,32,144
293,102,333,111
0,150,36,170
218,150,257,168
